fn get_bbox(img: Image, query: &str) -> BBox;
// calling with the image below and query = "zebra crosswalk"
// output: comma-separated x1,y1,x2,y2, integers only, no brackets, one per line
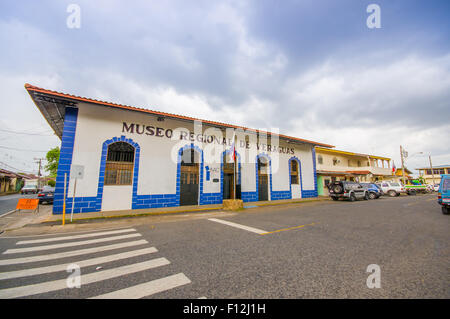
0,227,192,299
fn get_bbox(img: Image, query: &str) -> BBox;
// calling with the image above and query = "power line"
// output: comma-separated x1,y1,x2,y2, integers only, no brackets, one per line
0,145,47,152
0,128,54,136
1,152,36,169
0,161,36,174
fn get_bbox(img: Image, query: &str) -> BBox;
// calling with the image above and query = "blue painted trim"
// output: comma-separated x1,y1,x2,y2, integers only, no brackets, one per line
53,107,78,214
205,166,210,181
176,144,204,206
98,136,140,210
255,153,273,201
62,136,142,214
288,156,303,199
301,147,318,198
220,149,241,200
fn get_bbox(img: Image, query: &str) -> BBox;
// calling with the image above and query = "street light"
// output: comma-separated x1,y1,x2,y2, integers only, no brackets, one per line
400,148,424,185
408,151,435,186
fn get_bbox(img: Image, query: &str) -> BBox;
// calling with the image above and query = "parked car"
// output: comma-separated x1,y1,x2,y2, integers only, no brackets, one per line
437,175,450,215
360,183,382,199
377,182,406,197
37,186,55,204
433,184,440,192
328,181,369,202
21,185,38,194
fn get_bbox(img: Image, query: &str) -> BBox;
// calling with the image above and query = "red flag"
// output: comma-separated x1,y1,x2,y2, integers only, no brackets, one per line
230,132,236,162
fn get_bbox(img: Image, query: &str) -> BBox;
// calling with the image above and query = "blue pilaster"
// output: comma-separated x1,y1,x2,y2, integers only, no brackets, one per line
53,107,78,214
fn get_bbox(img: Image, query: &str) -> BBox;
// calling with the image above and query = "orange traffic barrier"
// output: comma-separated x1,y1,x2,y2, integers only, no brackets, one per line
16,198,39,212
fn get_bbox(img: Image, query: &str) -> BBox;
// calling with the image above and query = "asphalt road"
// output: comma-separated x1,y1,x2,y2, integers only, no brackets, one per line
0,194,37,217
0,193,448,299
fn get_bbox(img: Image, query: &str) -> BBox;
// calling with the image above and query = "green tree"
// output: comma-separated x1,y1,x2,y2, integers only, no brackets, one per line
47,180,56,187
45,147,60,177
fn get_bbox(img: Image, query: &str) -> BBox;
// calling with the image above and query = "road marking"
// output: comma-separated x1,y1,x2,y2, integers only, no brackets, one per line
0,239,149,265
260,223,317,235
0,247,158,280
0,258,170,299
90,273,191,299
208,218,267,235
3,233,142,254
0,225,135,239
15,228,137,245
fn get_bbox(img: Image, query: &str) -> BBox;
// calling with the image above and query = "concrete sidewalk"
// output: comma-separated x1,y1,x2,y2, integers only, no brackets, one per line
45,196,330,224
0,205,53,232
0,196,330,232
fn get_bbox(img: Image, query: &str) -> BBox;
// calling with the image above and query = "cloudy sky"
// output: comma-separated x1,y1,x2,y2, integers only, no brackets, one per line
0,0,449,175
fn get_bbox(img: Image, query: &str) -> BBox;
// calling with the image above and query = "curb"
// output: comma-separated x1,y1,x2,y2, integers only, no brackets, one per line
0,209,17,218
39,198,330,225
41,206,223,224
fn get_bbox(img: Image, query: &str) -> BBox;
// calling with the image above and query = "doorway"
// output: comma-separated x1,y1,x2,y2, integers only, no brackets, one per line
258,156,269,201
222,152,236,200
179,148,200,206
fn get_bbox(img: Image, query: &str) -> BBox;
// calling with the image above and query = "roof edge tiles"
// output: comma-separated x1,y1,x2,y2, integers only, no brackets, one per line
315,146,391,161
24,83,334,148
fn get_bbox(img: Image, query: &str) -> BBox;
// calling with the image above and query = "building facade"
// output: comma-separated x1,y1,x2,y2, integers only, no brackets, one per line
25,84,333,214
416,165,450,185
391,167,413,183
315,147,393,195
0,169,23,194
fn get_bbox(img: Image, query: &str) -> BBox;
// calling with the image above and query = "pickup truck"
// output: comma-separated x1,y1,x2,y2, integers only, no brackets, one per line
404,180,431,195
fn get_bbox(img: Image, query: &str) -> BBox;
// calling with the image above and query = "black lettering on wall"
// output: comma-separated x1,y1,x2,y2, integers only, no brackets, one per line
156,127,164,137
135,124,145,134
180,131,188,140
145,126,155,136
122,122,135,133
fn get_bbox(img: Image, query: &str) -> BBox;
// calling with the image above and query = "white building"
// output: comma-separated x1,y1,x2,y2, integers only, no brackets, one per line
25,84,333,215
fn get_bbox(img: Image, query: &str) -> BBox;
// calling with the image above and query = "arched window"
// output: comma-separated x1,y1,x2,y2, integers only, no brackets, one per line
105,142,135,185
318,155,323,165
290,160,299,185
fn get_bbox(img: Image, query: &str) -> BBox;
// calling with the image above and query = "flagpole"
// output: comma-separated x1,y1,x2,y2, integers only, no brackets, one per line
233,135,236,200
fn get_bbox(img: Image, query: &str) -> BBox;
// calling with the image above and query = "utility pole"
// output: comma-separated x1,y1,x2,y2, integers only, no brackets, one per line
429,155,435,186
400,146,406,185
34,157,45,189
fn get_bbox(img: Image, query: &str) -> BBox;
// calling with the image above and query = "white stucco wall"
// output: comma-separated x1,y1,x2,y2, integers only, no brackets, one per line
67,102,317,209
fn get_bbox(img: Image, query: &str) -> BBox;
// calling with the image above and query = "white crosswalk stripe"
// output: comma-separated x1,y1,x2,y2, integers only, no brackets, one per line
90,273,192,299
0,247,158,280
0,228,193,299
0,240,149,266
16,228,137,245
0,258,171,299
3,233,142,254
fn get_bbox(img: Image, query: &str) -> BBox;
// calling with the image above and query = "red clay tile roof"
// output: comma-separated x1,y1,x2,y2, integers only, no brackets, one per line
24,83,334,148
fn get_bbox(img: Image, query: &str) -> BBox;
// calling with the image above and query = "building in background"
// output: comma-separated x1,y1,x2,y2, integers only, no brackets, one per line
392,167,413,183
0,169,25,194
315,147,393,196
416,165,449,185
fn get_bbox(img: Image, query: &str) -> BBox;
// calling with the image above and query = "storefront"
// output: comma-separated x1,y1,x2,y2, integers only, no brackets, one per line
25,84,333,214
